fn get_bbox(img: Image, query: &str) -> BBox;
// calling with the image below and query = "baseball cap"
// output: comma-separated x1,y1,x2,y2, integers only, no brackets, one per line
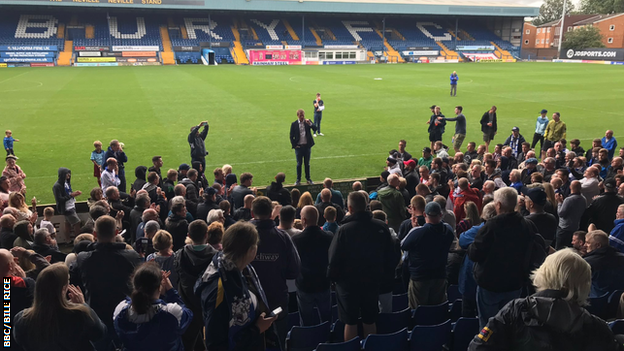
605,178,616,189
423,147,432,153
512,127,519,132
540,109,548,114
424,202,442,217
442,157,449,164
206,187,217,196
387,156,397,164
404,159,417,168
522,187,547,206
178,163,191,171
526,158,538,164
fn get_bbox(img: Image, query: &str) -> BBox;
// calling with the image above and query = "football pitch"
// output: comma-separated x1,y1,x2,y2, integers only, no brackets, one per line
1,62,622,204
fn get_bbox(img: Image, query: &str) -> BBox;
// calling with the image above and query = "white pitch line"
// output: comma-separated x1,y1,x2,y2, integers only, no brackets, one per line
207,152,387,167
0,71,30,85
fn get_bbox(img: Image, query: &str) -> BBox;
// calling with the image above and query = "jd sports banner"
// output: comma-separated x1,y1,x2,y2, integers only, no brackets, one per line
565,48,624,61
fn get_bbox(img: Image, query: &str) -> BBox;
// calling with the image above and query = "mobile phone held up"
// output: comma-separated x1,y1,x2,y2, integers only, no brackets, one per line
271,307,282,317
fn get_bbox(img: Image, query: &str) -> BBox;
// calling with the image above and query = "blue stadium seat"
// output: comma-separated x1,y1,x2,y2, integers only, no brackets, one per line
412,301,449,326
607,290,624,320
393,293,409,312
610,320,624,335
377,308,411,335
587,292,610,320
450,317,479,351
289,311,301,332
449,299,462,323
330,320,345,343
286,321,331,351
447,285,461,302
315,337,360,351
362,328,409,351
409,319,452,351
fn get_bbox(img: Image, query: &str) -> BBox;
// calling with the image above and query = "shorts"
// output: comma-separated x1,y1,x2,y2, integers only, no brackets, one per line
483,131,495,142
429,132,442,143
93,164,102,178
335,283,379,325
543,139,555,152
64,210,81,226
453,134,466,150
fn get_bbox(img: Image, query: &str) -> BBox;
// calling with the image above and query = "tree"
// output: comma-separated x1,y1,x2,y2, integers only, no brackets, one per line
562,25,605,49
533,0,575,26
580,0,624,15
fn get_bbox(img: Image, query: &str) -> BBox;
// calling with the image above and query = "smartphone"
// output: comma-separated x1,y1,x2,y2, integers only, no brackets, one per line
271,307,282,317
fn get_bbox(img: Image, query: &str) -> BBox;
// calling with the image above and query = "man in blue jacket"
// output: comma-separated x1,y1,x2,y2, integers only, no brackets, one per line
401,201,454,309
450,71,458,96
602,130,618,160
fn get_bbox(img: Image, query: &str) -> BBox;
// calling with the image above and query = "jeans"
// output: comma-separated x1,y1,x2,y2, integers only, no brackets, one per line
461,294,477,318
314,113,322,133
555,227,575,250
297,289,331,326
476,286,522,328
295,146,311,182
5,148,14,156
450,84,457,96
531,133,544,154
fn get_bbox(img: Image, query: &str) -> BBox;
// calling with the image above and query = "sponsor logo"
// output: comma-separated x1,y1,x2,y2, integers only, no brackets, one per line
78,52,102,57
252,61,289,65
0,57,53,63
324,45,358,49
0,46,57,51
74,46,110,51
285,45,302,49
0,52,55,58
456,45,495,51
322,61,357,65
122,51,156,57
174,46,200,52
402,50,439,56
30,63,55,67
74,63,119,67
265,45,284,49
112,45,159,52
566,48,623,60
76,57,117,62
566,49,575,59
0,63,6,68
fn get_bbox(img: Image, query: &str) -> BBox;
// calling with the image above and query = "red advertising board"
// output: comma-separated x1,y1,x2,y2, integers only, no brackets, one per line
122,51,157,57
248,50,302,65
30,62,54,67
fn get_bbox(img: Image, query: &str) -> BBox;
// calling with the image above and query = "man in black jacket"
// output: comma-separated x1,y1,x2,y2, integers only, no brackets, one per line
468,187,546,328
584,230,624,298
129,195,149,242
266,172,291,206
403,159,420,198
174,220,217,351
292,206,333,325
316,189,345,226
290,109,317,185
196,187,220,223
0,214,16,249
180,169,201,218
231,172,257,210
70,215,141,351
188,121,209,175
52,167,83,238
166,200,190,251
480,106,498,152
328,191,397,341
32,228,66,264
582,178,624,233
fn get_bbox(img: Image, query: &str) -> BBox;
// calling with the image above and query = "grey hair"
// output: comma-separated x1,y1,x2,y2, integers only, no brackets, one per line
207,209,224,223
144,220,160,235
531,248,591,306
170,196,186,207
481,203,497,221
493,187,517,213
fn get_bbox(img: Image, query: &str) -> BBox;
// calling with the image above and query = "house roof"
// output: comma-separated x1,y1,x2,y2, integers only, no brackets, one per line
573,13,624,26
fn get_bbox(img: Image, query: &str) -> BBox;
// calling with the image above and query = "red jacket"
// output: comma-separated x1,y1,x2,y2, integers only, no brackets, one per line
453,187,482,225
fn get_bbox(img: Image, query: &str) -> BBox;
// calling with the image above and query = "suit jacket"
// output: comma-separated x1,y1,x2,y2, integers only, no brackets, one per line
290,119,317,149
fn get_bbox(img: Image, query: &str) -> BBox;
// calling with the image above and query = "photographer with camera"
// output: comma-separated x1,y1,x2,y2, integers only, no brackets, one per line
188,121,209,177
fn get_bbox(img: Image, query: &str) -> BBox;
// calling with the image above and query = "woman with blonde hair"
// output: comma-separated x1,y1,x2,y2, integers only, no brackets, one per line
469,248,622,350
296,191,314,219
542,182,559,220
13,263,106,350
456,201,481,236
9,192,36,223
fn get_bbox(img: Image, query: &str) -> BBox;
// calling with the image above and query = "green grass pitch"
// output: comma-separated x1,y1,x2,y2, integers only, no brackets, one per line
0,62,622,204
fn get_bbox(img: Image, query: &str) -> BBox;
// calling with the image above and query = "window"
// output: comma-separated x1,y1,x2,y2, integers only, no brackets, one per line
608,37,614,43
541,39,545,44
547,28,551,33
546,39,549,44
343,52,349,59
304,51,317,59
326,52,333,59
526,29,530,34
524,39,529,45
349,52,356,59
610,25,615,31
319,52,326,59
537,28,541,33
536,39,540,45
335,52,342,59
567,26,573,32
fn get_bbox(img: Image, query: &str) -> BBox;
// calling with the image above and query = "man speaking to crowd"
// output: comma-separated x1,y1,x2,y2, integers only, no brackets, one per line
290,109,317,185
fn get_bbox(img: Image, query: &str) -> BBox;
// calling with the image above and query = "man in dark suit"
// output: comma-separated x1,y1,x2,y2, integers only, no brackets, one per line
290,109,317,185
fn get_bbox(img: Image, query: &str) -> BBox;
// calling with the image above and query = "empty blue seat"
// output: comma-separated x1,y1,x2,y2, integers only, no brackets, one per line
330,320,345,343
286,321,331,351
377,308,411,335
412,301,449,326
447,285,461,303
315,336,360,351
362,328,408,351
450,317,479,351
607,290,624,320
409,319,451,351
288,311,301,333
587,293,610,320
449,299,462,323
393,294,408,312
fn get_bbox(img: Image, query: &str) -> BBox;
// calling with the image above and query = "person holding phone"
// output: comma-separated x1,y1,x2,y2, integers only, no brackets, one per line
196,222,280,350
188,121,209,177
313,93,324,137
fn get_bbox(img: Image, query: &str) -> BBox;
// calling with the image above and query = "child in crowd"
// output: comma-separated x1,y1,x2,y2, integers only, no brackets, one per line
4,130,19,156
147,230,178,288
90,141,104,187
39,207,57,242
322,206,339,234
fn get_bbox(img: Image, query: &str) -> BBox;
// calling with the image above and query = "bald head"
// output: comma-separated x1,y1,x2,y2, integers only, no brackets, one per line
352,181,363,191
243,194,255,209
571,180,581,194
300,205,319,228
320,188,331,202
0,249,14,278
388,174,399,187
0,215,15,228
458,178,469,190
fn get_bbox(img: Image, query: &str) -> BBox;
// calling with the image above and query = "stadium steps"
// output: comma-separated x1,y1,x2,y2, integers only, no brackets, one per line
160,27,176,65
491,41,514,60
459,29,474,41
309,27,323,46
57,23,65,39
231,27,250,65
281,40,288,46
436,42,459,60
282,19,300,41
367,51,375,61
384,41,404,63
58,40,73,66
85,25,94,39
448,29,460,41
180,24,188,39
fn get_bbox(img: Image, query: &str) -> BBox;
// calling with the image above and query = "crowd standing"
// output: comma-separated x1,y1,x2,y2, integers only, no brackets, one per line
2,110,624,351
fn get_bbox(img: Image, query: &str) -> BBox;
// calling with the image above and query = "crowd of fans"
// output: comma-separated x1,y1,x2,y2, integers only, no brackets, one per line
1,117,624,350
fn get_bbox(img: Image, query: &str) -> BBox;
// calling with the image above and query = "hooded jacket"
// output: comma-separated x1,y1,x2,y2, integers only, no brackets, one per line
453,187,483,225
132,166,148,193
174,244,217,314
52,167,73,215
377,186,407,231
468,289,623,351
166,214,189,252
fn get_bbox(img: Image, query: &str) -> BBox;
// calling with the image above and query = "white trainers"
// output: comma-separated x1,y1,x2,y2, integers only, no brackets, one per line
313,134,317,137
318,133,324,136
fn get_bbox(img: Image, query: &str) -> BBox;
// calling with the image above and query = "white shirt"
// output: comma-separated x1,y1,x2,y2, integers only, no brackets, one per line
101,169,121,193
298,120,307,146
